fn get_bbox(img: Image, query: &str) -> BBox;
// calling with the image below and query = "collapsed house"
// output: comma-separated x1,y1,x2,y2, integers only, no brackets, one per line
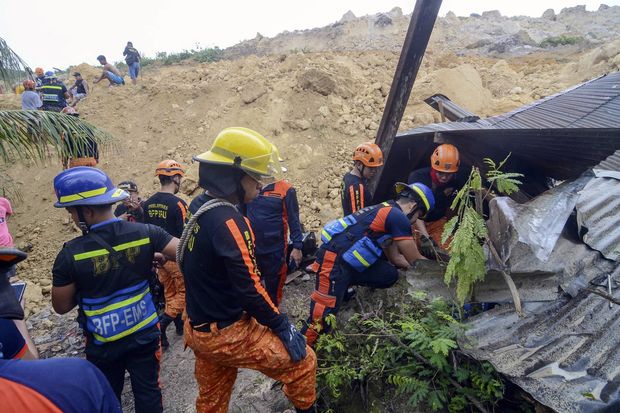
377,72,620,412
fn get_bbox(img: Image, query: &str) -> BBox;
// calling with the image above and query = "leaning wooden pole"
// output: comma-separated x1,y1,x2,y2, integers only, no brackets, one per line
371,0,442,201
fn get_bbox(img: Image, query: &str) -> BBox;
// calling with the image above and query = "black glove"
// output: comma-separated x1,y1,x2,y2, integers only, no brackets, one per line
420,235,450,261
274,315,307,362
420,235,437,258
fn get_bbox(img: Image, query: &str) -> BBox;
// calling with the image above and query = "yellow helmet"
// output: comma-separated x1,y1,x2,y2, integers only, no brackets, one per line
193,127,280,180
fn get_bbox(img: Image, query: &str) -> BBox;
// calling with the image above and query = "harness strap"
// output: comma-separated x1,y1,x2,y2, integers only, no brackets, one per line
176,198,237,271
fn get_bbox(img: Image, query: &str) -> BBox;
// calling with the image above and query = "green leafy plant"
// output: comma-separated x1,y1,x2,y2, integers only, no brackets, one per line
140,46,223,67
539,35,583,48
315,292,504,412
442,154,523,305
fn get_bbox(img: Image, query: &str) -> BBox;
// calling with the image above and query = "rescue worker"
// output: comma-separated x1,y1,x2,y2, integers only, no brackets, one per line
0,249,38,361
247,176,304,307
51,167,179,413
341,142,383,216
408,144,466,259
114,180,145,222
180,127,317,413
40,71,69,112
0,248,122,413
302,182,435,346
143,160,188,349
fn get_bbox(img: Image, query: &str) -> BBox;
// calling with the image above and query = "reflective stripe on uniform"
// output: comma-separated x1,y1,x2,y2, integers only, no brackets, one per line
82,280,158,344
73,237,150,261
92,312,158,343
59,186,107,203
83,288,151,316
352,250,370,267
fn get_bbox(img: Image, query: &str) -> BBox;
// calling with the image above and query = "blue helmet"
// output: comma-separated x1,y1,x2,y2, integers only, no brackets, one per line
44,70,55,78
53,167,129,208
394,182,435,216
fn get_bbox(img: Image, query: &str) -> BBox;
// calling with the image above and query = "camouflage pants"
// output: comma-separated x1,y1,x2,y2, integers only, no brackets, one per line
185,316,317,412
158,261,186,318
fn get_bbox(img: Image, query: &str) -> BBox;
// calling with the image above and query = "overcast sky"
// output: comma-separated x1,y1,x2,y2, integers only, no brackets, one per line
1,0,617,69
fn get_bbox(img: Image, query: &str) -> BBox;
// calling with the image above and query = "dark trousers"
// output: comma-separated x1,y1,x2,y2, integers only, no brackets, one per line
302,248,398,345
88,338,163,413
257,251,287,307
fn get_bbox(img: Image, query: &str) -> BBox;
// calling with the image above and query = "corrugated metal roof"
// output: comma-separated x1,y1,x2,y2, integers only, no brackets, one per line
373,72,620,201
463,272,620,412
576,172,620,262
597,150,620,171
400,72,620,134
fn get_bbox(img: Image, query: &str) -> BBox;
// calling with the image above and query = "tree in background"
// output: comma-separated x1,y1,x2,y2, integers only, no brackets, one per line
0,36,113,194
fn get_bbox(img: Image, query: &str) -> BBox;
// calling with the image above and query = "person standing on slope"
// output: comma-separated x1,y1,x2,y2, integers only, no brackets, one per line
179,127,317,413
247,174,304,307
123,42,141,85
143,160,188,349
51,167,179,413
341,142,384,216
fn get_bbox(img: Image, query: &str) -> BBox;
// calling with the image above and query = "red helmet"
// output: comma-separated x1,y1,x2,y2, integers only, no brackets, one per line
22,80,35,90
155,160,185,177
431,144,460,173
353,142,383,167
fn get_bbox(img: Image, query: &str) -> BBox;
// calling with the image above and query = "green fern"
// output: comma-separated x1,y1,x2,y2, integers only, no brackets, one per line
315,294,504,411
442,154,522,306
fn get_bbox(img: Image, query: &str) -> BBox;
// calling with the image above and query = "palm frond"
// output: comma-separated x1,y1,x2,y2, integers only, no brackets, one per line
0,110,114,163
0,37,32,89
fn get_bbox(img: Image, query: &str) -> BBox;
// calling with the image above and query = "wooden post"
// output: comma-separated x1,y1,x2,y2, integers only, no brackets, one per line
371,0,443,201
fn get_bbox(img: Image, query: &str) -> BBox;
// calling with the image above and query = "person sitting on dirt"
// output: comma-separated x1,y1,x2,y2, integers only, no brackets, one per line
68,72,89,107
341,142,384,216
114,181,145,222
34,67,46,89
302,182,434,346
123,41,141,85
143,160,188,349
40,71,70,112
247,175,304,307
51,167,179,413
94,55,125,87
21,80,42,110
407,144,467,260
180,127,317,413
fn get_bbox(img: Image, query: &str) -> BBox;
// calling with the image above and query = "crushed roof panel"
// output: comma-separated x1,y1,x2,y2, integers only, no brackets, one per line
463,276,620,412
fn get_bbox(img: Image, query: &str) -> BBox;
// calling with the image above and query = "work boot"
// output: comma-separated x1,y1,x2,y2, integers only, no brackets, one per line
173,314,184,336
160,314,174,350
343,287,357,302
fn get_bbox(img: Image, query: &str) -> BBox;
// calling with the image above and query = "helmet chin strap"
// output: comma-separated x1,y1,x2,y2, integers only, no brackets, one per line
76,206,90,235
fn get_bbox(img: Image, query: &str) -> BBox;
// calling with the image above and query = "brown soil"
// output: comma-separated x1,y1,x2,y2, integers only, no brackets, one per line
1,10,619,412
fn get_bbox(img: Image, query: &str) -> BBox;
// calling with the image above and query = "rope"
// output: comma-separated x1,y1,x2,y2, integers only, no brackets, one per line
176,198,237,271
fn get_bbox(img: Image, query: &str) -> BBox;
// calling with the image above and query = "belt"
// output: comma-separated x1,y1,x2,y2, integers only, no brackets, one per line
190,314,244,333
